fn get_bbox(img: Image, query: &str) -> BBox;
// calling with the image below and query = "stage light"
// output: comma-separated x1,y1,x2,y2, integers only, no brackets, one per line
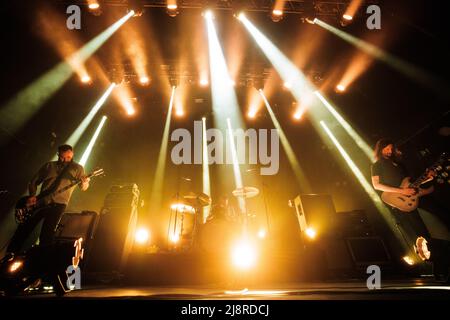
79,116,107,167
199,78,209,87
305,227,316,239
403,256,415,266
135,228,150,244
139,76,150,85
258,229,267,239
273,9,283,16
126,107,136,116
232,240,256,269
271,10,283,22
88,2,100,10
283,82,292,89
169,233,180,243
229,79,236,86
343,14,353,21
128,0,144,17
336,84,346,92
248,110,256,119
293,111,303,120
9,260,23,273
203,10,214,20
80,75,92,84
175,109,184,117
166,4,179,17
236,12,246,20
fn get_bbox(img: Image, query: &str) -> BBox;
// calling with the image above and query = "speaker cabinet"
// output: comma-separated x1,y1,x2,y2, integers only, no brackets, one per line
86,184,139,275
293,193,337,236
346,237,390,267
54,211,98,242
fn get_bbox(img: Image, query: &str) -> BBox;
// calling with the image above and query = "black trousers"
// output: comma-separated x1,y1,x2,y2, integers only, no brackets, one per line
391,207,430,241
7,203,66,254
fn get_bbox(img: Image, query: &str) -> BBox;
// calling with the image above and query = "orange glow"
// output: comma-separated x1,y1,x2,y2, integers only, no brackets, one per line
273,0,286,15
36,6,91,83
119,21,148,83
167,1,178,10
343,14,353,21
246,87,264,119
293,109,304,120
272,9,283,16
291,27,326,71
225,20,247,85
200,78,209,87
80,75,92,84
336,40,380,91
174,83,186,117
139,76,150,85
87,1,100,10
336,84,346,92
113,85,136,116
343,0,363,22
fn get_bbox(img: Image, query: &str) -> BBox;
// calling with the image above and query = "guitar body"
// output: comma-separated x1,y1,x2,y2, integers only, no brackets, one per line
15,196,38,224
381,177,419,212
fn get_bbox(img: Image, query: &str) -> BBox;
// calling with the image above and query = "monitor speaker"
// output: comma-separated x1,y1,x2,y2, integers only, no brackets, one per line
54,211,98,243
346,237,390,267
293,193,337,236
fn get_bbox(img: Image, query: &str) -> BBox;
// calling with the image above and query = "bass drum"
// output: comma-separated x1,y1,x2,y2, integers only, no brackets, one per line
196,218,238,255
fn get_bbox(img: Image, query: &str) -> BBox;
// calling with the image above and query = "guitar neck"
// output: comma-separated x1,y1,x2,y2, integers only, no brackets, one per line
37,173,93,201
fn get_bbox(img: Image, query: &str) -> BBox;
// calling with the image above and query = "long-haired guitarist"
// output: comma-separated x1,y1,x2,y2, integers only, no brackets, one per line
370,139,434,250
5,144,90,256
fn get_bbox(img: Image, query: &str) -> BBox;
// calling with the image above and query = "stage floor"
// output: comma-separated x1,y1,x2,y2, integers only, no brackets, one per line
11,278,450,300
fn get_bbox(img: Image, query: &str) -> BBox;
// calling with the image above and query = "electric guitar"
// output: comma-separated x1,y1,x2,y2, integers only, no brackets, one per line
381,153,449,212
15,168,104,224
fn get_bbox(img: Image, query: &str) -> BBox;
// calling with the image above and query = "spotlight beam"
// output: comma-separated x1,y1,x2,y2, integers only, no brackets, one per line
149,86,176,214
259,90,311,192
314,18,450,99
241,16,375,167
239,15,313,110
202,117,211,223
79,115,107,168
66,84,115,148
0,11,134,145
320,120,409,252
226,118,246,215
314,91,375,162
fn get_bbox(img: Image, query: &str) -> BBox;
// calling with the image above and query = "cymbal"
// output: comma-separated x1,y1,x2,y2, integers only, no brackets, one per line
183,192,212,207
232,187,259,198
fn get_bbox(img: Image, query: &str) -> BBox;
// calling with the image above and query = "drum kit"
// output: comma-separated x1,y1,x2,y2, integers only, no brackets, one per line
167,186,260,252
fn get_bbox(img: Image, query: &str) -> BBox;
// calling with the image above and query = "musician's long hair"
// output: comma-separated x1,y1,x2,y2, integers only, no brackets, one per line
373,138,394,161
